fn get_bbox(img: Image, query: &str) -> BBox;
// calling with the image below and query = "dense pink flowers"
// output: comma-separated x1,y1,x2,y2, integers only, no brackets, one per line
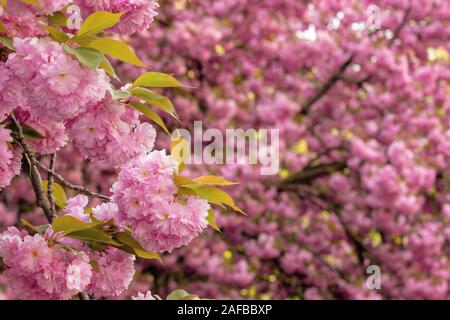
6,37,110,121
64,195,91,222
67,94,156,166
86,247,135,298
0,0,48,37
112,150,210,252
14,108,68,154
0,223,137,299
75,0,159,35
0,127,21,189
0,227,92,299
0,63,22,117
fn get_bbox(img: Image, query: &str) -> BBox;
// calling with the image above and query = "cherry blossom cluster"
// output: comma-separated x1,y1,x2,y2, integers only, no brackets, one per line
0,0,232,301
67,94,156,166
0,226,92,299
74,0,159,35
0,220,137,299
0,127,20,188
0,0,70,37
112,150,210,253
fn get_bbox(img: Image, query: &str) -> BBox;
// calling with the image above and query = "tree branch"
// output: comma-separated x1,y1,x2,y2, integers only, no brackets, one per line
287,185,393,298
9,115,56,223
299,55,354,116
278,162,347,189
389,7,412,46
47,154,57,215
298,6,412,116
35,161,111,202
10,116,91,300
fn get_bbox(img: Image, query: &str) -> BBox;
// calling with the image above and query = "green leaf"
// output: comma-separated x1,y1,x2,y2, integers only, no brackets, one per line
66,228,122,246
51,215,93,234
0,21,7,33
48,11,67,27
89,259,99,272
86,38,145,67
21,124,45,140
111,89,131,100
170,133,190,166
166,290,198,300
133,72,184,88
63,44,103,70
44,25,69,43
193,176,239,186
130,87,178,119
86,240,108,251
129,101,170,135
166,289,190,300
173,174,196,186
0,37,15,51
71,35,97,47
115,232,161,261
5,123,45,141
187,185,245,215
207,209,221,232
21,219,48,234
75,11,124,41
99,55,118,79
20,0,41,7
177,186,197,197
42,181,67,209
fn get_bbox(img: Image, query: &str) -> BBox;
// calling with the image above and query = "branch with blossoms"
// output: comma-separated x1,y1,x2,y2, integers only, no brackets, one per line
282,6,414,197
35,160,111,202
285,184,398,299
297,5,412,117
0,1,243,300
9,114,56,223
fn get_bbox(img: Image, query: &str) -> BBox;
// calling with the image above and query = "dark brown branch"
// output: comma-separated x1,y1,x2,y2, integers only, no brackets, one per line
35,161,111,202
47,154,57,215
298,6,412,117
338,74,372,87
10,116,92,300
9,115,56,223
299,55,354,116
278,162,347,189
389,7,412,46
288,185,393,298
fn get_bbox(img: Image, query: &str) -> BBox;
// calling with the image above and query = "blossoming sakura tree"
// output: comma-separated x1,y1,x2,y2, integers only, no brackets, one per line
1,0,450,301
0,0,243,300
117,0,449,299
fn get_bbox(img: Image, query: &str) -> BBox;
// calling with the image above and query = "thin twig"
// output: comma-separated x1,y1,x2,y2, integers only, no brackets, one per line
35,161,111,202
278,162,347,189
298,6,412,116
288,185,393,298
9,115,56,222
299,55,354,116
47,154,57,215
389,6,412,46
